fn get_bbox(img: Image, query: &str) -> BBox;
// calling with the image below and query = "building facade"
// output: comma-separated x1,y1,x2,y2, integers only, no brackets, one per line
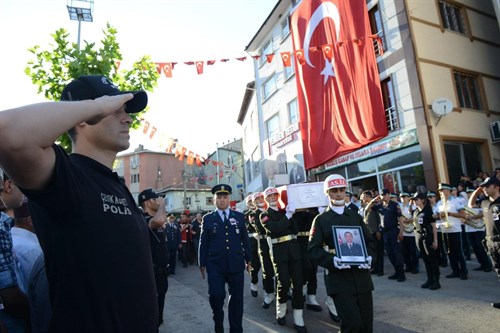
240,0,500,195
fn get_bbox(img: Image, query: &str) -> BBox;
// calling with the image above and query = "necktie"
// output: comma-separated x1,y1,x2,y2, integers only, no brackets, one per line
222,211,229,224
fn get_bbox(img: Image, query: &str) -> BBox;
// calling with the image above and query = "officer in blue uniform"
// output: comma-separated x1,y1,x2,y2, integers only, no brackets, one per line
199,184,252,333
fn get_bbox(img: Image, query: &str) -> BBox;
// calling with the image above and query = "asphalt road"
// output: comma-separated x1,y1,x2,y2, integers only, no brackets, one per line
160,256,500,333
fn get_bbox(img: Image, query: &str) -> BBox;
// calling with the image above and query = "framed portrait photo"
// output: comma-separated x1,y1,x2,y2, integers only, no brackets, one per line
332,226,368,265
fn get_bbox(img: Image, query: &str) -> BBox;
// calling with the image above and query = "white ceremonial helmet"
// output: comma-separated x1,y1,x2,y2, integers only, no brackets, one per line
263,187,279,199
245,195,253,204
323,174,347,193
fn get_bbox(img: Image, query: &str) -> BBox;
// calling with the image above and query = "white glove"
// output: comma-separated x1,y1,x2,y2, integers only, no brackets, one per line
358,256,372,270
318,206,326,214
333,256,351,270
285,202,296,219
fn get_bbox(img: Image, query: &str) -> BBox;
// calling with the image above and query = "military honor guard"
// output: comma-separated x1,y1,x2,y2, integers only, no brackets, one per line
400,192,419,274
308,174,375,333
198,184,252,333
260,187,307,333
250,192,276,309
244,194,262,297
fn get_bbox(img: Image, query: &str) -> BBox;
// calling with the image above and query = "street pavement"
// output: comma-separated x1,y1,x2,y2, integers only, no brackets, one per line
160,256,500,333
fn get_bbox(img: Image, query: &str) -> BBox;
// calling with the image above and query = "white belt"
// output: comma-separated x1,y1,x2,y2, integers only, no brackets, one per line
297,231,310,237
248,233,258,239
271,234,297,244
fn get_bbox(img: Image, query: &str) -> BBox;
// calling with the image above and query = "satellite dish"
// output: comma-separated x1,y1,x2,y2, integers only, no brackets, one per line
431,98,453,117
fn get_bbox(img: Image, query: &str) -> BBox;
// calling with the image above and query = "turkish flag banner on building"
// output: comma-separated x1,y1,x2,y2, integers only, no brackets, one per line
290,0,387,169
280,52,292,67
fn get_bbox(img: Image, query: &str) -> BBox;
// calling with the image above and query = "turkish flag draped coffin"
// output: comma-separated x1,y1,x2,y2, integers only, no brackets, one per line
290,0,387,169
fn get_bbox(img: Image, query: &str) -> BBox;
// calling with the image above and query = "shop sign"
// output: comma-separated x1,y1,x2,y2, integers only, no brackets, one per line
324,129,418,169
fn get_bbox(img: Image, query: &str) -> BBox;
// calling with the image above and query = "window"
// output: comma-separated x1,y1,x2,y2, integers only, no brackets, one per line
281,18,290,41
262,74,278,100
368,5,386,56
130,173,140,184
439,0,466,34
381,77,398,131
184,197,191,206
444,141,484,185
251,147,261,177
266,114,280,140
454,71,482,110
260,40,273,66
288,99,299,125
284,55,295,80
206,197,213,205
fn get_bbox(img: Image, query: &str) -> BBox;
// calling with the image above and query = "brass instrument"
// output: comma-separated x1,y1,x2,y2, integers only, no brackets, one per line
439,192,451,229
462,206,485,229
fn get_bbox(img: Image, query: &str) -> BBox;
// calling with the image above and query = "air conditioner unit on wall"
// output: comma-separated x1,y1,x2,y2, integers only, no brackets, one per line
490,121,500,144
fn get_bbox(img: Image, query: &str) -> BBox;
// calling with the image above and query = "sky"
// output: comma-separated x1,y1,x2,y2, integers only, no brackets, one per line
0,0,277,157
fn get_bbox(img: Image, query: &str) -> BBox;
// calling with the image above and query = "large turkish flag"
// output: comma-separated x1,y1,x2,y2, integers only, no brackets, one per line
290,0,387,169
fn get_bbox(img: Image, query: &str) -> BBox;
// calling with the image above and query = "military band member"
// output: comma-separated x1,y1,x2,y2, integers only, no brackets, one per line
411,192,440,290
469,177,500,309
429,191,449,267
360,190,384,276
198,184,252,333
260,187,306,333
250,192,276,308
400,192,419,274
244,194,262,297
308,174,375,333
437,183,468,280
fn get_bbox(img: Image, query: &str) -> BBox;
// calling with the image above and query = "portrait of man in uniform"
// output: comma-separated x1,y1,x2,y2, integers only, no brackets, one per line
334,227,368,264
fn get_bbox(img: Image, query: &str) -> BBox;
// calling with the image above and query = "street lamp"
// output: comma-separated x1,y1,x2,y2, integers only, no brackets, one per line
66,0,94,50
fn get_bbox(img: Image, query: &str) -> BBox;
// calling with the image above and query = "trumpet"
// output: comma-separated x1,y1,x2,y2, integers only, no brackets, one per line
439,192,451,228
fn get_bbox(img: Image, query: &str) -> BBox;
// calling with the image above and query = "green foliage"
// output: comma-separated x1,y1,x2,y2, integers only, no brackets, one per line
25,23,160,151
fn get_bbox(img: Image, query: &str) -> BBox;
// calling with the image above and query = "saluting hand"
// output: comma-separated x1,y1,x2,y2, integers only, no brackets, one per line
85,94,134,125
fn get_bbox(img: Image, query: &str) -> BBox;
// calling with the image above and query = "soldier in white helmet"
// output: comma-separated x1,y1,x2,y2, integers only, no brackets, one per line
243,194,262,297
308,174,375,333
260,187,306,333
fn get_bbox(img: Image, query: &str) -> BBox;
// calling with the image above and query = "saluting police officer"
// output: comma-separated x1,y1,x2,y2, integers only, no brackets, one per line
199,184,252,333
308,174,375,333
244,194,262,297
260,187,306,333
250,192,276,308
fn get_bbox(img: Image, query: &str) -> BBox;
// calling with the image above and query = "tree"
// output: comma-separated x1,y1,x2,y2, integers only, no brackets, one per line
25,23,160,151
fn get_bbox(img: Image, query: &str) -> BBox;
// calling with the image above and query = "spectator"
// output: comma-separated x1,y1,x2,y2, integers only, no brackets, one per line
0,76,158,332
191,213,202,265
179,213,192,268
166,214,181,275
0,171,31,333
12,197,51,333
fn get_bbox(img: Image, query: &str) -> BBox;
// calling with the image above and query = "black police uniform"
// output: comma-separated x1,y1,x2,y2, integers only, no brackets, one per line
413,203,440,289
143,213,169,325
244,209,262,296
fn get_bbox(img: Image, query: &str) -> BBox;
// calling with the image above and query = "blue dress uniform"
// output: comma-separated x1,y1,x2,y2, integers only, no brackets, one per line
199,185,251,333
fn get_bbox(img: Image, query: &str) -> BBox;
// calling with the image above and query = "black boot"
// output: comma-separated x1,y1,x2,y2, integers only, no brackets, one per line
421,280,432,288
388,271,398,280
429,275,441,290
397,266,406,282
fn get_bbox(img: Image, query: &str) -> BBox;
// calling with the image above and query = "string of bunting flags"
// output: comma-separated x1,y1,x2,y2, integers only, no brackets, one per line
125,35,383,78
140,119,237,182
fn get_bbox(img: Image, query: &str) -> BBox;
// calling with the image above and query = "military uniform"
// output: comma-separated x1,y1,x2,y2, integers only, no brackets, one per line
260,207,303,320
251,208,276,307
294,209,322,311
199,185,251,333
308,206,375,333
244,208,262,296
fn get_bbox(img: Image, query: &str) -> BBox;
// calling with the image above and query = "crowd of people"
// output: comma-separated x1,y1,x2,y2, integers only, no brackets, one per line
0,74,499,333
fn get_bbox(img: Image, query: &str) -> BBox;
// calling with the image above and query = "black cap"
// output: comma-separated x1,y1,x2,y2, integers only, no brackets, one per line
479,177,500,187
61,75,148,113
380,189,390,196
211,184,232,195
138,188,159,206
411,192,427,201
